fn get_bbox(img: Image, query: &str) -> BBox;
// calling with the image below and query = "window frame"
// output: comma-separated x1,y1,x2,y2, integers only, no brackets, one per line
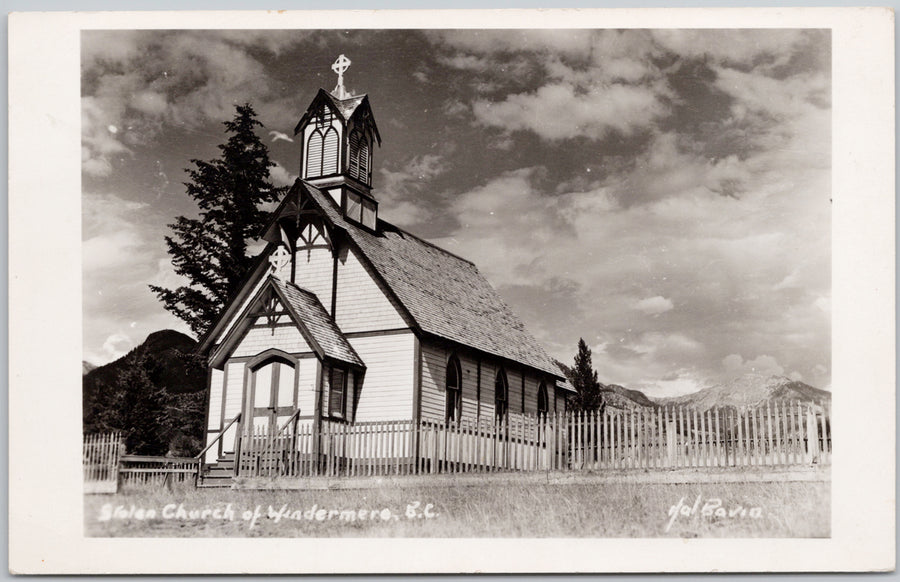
494,369,509,423
328,366,348,419
445,355,462,424
537,382,549,418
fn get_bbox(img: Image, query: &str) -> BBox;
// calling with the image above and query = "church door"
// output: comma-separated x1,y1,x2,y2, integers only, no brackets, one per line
245,358,296,436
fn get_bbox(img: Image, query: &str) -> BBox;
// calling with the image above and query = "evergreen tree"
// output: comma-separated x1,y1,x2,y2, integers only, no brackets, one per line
112,351,170,455
164,390,207,457
571,338,604,412
83,378,120,435
150,103,286,336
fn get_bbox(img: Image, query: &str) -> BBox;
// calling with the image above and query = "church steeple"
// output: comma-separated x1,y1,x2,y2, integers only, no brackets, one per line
293,55,382,230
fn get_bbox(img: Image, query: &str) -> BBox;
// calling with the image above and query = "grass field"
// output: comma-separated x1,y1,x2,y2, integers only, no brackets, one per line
85,478,829,538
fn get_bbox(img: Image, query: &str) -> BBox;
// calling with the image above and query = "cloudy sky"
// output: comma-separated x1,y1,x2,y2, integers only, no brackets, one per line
82,28,831,396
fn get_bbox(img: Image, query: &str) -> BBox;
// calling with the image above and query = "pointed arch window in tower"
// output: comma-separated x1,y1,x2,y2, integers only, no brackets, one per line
321,126,339,175
348,128,370,184
348,129,361,180
305,130,323,178
304,106,338,179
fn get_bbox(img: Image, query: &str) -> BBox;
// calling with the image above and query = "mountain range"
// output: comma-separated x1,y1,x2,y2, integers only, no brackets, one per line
654,374,830,411
608,373,830,411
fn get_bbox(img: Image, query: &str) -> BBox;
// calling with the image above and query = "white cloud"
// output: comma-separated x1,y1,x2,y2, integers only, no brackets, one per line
633,296,674,315
723,354,785,377
269,162,296,188
131,90,168,116
82,230,146,273
430,30,670,141
269,130,294,144
439,123,829,393
82,192,188,365
102,332,134,361
81,30,303,177
377,155,448,226
651,29,808,69
427,29,595,58
472,82,666,141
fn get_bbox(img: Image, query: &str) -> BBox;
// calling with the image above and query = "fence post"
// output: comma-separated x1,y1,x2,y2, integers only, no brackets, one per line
666,419,676,467
806,404,819,463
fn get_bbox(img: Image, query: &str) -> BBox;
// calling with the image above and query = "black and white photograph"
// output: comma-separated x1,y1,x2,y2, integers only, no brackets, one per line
8,7,895,574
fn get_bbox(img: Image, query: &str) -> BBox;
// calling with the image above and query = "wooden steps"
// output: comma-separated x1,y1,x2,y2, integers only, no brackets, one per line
198,453,235,488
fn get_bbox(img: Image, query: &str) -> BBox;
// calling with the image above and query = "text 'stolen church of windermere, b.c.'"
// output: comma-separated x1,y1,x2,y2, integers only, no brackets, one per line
198,56,572,465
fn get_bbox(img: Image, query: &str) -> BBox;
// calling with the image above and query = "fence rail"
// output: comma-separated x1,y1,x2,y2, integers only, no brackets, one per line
118,455,201,488
235,401,831,479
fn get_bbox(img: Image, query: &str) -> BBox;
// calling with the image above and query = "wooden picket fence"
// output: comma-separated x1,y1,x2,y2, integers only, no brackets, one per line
235,401,831,479
118,455,201,489
567,400,831,470
83,432,124,493
84,432,202,491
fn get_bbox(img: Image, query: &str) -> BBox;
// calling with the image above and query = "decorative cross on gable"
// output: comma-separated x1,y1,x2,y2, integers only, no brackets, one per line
331,54,351,99
269,245,291,278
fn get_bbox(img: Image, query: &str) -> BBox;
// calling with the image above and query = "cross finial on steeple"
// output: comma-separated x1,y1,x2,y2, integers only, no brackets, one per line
331,54,352,100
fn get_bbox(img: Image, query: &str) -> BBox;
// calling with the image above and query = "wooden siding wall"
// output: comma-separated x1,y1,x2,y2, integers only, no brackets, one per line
221,362,246,452
334,246,406,333
216,274,268,345
292,244,333,311
296,358,317,418
422,342,485,420
204,369,225,463
554,388,567,415
352,333,415,422
232,326,309,358
507,368,523,419
420,342,554,423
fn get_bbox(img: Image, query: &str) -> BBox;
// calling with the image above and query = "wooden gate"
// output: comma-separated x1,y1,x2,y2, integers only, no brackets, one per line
83,432,123,494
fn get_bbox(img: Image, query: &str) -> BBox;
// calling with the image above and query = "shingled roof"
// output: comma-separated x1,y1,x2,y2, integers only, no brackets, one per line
272,278,364,368
299,182,563,380
324,92,366,120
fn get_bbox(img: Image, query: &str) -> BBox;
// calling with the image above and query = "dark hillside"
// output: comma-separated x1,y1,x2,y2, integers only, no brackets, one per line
83,329,206,456
83,329,204,395
601,384,657,409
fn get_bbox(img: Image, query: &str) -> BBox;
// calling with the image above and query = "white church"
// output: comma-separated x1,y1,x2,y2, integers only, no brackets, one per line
198,56,570,467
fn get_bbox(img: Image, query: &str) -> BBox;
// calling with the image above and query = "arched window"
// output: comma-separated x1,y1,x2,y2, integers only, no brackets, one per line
494,370,508,422
305,130,323,178
537,382,549,417
445,355,462,424
322,127,339,175
348,128,370,184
